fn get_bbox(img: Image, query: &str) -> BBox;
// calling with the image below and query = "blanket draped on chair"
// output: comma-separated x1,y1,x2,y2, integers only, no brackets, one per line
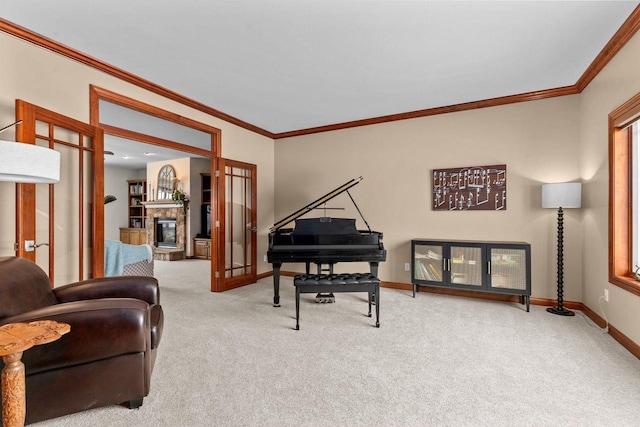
104,239,153,276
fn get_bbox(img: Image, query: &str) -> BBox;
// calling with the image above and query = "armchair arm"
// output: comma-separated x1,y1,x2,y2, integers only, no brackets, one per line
0,298,150,375
53,276,160,306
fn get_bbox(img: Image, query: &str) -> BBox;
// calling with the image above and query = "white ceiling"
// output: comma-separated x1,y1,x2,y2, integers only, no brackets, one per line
3,1,639,136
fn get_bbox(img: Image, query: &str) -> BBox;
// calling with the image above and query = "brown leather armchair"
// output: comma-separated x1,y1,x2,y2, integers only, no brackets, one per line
0,256,164,425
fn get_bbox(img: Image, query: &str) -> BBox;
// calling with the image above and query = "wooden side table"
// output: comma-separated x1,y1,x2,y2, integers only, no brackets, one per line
0,320,70,427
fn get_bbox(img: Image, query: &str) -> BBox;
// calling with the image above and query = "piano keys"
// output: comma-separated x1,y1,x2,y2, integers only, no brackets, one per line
267,177,386,307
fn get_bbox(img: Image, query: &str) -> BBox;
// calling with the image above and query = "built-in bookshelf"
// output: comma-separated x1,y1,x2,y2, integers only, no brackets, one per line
127,179,147,229
411,239,531,311
193,173,212,258
120,179,147,245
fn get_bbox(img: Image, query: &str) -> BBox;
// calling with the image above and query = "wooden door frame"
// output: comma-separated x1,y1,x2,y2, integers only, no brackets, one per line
90,86,223,289
213,158,257,292
15,99,105,279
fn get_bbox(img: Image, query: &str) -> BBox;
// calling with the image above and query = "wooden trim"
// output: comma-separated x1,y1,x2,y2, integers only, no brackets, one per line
380,281,412,291
99,123,213,158
4,8,640,139
608,94,640,297
576,5,640,92
93,127,105,278
90,85,222,158
14,100,104,280
274,86,578,139
580,303,608,329
14,100,36,263
611,90,640,128
257,271,272,281
0,18,274,139
581,302,640,360
609,323,640,360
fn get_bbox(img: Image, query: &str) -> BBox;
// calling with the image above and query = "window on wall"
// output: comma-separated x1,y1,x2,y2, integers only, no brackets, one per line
609,92,640,297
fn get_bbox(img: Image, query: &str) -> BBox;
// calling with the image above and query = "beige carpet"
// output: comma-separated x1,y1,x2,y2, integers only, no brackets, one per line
33,259,640,426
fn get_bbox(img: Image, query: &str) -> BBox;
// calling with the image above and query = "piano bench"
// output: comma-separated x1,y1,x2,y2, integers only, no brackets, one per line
293,273,380,330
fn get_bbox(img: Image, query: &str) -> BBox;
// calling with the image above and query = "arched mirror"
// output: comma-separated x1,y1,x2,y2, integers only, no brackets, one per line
157,164,176,200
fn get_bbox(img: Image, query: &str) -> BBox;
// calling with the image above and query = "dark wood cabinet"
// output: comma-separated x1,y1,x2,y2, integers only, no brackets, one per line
193,238,211,259
411,239,531,311
120,227,147,245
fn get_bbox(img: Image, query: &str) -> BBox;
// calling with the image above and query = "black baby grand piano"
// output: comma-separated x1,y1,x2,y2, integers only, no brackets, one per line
267,177,386,306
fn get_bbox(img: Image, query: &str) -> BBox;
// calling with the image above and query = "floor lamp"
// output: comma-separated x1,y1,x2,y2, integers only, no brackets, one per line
0,121,60,183
0,120,60,427
542,182,582,316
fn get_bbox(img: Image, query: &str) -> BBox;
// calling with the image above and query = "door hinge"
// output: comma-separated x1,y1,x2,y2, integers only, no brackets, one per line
214,271,220,278
215,170,220,177
13,242,18,251
215,220,220,228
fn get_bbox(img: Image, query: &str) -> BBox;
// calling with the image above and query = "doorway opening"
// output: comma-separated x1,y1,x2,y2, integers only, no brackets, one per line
90,85,221,289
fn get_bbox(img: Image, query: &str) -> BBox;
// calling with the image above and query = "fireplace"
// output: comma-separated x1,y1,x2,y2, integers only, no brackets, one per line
155,217,177,248
143,202,186,261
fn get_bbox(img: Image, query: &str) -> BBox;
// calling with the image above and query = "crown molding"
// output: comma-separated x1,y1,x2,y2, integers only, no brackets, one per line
0,18,275,139
3,5,640,140
273,85,579,139
576,5,640,92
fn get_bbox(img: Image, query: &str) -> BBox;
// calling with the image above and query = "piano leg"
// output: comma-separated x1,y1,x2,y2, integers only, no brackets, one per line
369,262,380,304
272,263,282,307
369,262,379,276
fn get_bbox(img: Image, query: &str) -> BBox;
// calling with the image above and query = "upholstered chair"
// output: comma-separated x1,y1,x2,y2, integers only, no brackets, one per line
0,256,164,425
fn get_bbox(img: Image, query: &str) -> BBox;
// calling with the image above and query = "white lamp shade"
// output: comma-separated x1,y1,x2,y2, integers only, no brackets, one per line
0,140,60,183
542,182,582,209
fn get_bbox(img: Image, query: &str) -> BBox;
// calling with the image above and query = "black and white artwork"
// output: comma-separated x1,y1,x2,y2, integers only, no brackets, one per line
432,164,507,211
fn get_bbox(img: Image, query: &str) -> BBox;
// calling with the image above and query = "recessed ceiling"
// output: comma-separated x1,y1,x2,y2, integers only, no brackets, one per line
3,1,639,134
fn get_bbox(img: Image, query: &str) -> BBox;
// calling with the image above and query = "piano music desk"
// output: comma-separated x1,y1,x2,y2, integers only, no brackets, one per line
294,273,380,330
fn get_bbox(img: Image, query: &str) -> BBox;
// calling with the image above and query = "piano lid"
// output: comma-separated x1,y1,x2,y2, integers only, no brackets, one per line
270,177,363,233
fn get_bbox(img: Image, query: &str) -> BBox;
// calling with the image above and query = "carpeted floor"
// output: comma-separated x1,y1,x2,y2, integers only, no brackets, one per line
34,259,640,426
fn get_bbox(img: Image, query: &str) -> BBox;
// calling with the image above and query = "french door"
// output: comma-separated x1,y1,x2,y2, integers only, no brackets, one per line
213,158,257,292
15,100,104,285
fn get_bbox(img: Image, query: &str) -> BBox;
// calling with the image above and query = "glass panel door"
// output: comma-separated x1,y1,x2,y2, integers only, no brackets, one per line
489,247,528,291
214,158,256,291
450,245,483,287
413,243,444,283
16,100,104,285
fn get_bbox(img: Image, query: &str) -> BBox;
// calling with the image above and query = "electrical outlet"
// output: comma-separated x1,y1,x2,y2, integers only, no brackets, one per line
263,255,267,262
604,289,609,302
404,263,410,271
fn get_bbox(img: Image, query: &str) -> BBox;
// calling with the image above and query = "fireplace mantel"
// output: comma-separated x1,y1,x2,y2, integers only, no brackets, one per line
142,201,181,209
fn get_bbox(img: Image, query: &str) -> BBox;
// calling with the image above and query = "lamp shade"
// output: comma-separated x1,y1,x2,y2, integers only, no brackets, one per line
0,140,60,183
541,182,582,209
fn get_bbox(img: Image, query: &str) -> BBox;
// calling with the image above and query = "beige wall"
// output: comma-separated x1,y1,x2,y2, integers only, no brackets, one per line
104,165,146,241
275,30,640,349
276,96,582,302
580,30,640,345
0,31,275,274
4,22,640,348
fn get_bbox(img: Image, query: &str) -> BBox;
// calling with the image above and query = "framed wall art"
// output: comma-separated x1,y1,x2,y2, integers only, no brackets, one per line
432,164,506,211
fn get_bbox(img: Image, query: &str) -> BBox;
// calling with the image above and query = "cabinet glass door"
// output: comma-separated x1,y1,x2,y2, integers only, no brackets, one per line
413,244,444,283
489,247,527,291
450,245,483,287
